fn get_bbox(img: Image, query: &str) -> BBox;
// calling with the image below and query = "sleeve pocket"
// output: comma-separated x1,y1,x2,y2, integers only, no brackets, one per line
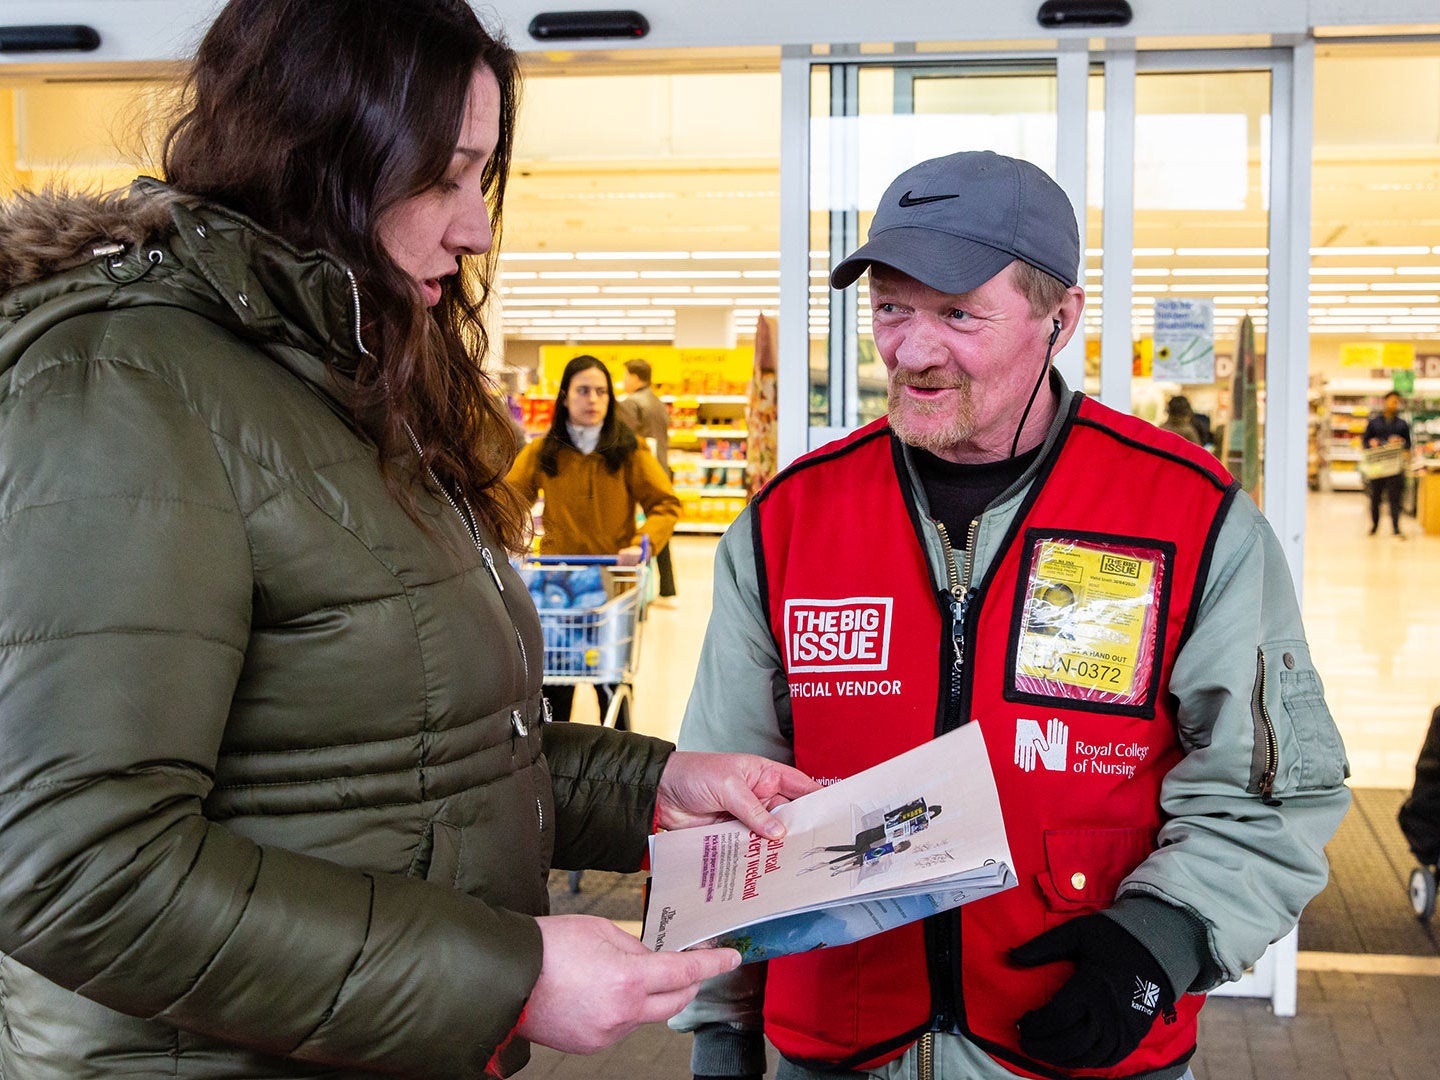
1261,642,1347,794
1277,663,1349,790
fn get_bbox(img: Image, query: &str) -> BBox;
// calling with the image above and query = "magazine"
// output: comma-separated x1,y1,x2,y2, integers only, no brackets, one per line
641,722,1015,963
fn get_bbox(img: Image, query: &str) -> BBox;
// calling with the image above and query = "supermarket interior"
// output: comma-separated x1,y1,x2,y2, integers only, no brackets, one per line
4,3,1440,1073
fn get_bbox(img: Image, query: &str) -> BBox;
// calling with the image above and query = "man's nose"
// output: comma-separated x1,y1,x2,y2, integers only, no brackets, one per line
890,318,948,369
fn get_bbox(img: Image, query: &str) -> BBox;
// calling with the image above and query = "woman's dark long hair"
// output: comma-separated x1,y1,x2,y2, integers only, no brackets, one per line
162,0,529,551
538,355,637,476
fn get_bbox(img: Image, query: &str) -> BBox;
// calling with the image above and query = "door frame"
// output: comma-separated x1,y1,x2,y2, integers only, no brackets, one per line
780,42,1312,591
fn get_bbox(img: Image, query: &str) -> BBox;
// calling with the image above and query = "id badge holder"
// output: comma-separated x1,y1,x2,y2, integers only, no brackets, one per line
1009,534,1169,713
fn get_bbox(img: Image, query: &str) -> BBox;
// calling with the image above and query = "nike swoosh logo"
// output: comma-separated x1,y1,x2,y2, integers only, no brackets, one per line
898,190,959,207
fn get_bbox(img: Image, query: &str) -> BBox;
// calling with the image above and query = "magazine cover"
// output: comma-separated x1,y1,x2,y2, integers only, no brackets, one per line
641,722,1014,962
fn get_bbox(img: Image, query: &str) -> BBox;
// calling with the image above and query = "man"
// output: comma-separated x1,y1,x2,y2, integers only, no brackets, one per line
618,357,678,597
672,151,1349,1080
1363,390,1411,537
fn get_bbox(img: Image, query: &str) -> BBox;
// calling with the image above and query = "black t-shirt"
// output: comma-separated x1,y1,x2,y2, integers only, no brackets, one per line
912,445,1040,548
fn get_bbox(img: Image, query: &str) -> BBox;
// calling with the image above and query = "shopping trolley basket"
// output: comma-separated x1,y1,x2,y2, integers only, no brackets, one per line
516,548,649,732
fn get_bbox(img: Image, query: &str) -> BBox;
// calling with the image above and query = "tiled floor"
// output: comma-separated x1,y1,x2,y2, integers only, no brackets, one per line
545,491,1440,1079
1302,488,1440,790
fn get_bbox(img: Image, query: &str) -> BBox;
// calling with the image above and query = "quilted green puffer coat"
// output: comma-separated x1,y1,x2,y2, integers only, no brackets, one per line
0,181,673,1078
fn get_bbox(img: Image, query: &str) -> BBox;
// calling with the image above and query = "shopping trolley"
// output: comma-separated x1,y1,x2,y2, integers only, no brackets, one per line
518,545,650,894
516,542,650,733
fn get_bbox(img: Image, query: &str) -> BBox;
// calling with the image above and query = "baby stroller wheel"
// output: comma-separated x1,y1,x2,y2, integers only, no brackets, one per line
1409,865,1437,920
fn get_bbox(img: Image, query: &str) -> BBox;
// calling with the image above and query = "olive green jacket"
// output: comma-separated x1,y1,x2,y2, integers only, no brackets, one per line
0,181,672,1078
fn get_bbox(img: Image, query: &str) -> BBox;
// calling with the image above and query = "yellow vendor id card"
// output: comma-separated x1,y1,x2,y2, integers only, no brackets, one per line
1014,539,1161,705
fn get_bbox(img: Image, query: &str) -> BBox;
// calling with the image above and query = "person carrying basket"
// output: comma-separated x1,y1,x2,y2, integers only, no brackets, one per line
508,354,681,721
1361,390,1412,537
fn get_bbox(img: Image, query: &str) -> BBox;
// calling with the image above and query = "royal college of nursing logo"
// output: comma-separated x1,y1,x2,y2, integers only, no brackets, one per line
1014,717,1069,773
784,597,894,673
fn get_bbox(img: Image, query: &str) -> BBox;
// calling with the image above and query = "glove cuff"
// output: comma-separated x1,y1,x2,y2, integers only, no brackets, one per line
1103,895,1209,997
691,1021,768,1078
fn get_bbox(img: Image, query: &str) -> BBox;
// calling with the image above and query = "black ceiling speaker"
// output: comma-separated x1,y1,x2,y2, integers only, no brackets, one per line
0,24,102,52
1036,0,1133,28
528,10,650,40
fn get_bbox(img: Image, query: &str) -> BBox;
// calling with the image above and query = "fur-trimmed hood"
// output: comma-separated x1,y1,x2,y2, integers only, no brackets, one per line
0,181,198,296
0,178,365,380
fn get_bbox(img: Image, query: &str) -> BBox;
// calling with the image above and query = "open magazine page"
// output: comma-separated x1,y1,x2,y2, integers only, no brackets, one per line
642,723,1015,961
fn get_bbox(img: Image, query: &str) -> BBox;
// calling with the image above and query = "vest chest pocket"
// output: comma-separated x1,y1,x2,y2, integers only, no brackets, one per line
1035,826,1156,928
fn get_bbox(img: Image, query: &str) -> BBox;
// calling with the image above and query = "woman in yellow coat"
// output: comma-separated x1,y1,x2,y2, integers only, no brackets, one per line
509,355,680,561
509,355,681,722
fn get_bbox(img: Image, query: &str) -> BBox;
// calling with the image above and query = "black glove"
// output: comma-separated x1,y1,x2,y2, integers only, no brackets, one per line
1010,913,1174,1069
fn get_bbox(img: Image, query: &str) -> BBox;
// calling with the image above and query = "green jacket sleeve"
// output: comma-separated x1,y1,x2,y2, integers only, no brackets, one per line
543,721,674,872
0,353,540,1077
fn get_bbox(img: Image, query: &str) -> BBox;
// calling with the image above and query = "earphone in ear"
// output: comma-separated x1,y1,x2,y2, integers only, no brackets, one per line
1047,318,1062,348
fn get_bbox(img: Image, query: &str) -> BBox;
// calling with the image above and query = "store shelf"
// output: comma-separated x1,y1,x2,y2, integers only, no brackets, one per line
668,393,751,533
663,394,747,405
674,521,732,534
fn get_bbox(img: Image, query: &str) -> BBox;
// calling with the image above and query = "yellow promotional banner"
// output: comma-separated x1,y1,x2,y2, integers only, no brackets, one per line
538,344,754,394
1341,341,1416,370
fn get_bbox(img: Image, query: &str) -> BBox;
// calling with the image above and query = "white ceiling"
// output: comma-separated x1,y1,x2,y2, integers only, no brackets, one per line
2,43,1437,350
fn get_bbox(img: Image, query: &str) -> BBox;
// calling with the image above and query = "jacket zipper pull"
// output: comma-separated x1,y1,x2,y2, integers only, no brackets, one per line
542,695,554,724
481,546,504,591
950,589,971,676
1260,768,1282,807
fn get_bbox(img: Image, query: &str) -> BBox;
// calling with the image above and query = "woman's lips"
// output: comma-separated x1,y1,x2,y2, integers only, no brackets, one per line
420,279,442,307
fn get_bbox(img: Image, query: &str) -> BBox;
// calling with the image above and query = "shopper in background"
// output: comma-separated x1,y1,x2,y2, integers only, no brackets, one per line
0,1,818,1076
1159,393,1203,445
672,150,1349,1080
618,357,679,598
1363,390,1412,537
509,354,681,721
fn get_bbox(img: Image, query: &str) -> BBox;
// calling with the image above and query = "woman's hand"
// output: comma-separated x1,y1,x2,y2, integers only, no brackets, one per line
517,915,740,1054
617,545,645,566
656,751,821,839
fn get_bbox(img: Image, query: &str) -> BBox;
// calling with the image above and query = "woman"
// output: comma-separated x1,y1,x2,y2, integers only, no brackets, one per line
0,1,813,1077
508,356,681,723
508,355,681,565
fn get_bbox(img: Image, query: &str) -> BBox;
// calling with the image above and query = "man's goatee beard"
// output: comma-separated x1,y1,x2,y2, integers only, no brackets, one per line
887,381,974,454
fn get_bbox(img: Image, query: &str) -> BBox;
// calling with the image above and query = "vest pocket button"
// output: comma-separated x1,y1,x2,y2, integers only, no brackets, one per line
1070,871,1087,890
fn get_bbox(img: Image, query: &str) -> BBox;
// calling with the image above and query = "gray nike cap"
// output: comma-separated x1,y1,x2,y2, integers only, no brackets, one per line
830,150,1080,294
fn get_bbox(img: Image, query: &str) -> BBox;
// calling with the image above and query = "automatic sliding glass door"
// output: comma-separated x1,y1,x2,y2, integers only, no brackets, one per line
783,56,1076,456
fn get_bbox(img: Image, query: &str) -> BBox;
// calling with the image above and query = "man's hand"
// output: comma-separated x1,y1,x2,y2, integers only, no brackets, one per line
1010,913,1174,1069
518,915,741,1054
657,751,821,839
